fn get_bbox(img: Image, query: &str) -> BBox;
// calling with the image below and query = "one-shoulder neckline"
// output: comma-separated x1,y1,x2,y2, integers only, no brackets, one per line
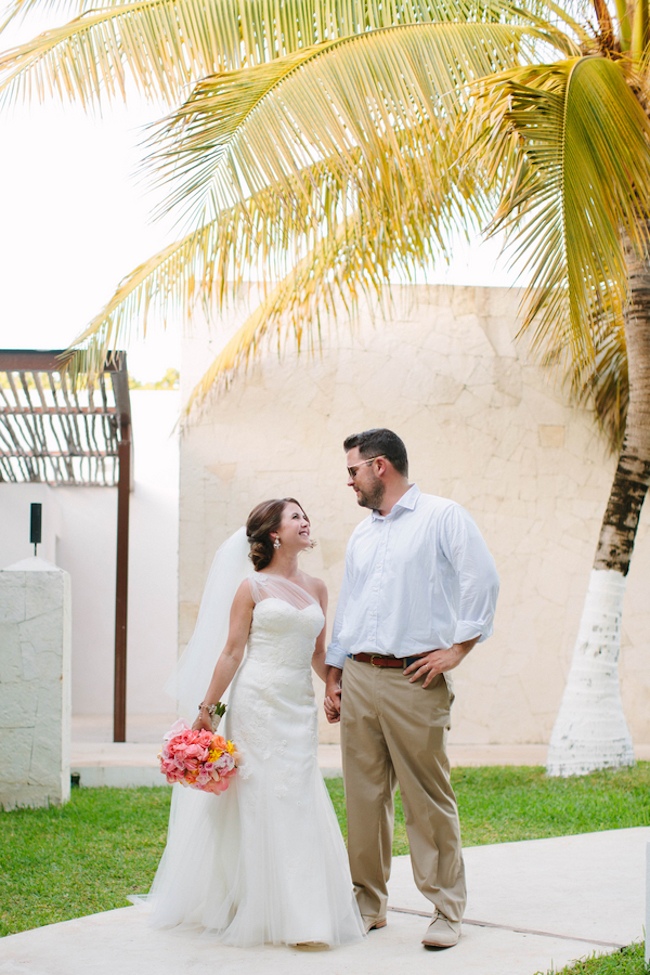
252,572,319,606
254,596,323,614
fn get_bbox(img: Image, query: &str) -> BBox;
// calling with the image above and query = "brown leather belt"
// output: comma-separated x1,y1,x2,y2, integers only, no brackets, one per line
348,652,426,669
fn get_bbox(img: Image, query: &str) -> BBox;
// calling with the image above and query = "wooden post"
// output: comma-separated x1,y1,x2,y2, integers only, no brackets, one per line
113,417,131,743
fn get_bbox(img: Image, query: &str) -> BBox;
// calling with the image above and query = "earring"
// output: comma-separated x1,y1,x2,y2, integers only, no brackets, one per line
273,537,281,549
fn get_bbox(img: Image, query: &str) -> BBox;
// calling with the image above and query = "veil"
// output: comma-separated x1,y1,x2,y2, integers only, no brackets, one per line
129,528,252,915
164,526,253,720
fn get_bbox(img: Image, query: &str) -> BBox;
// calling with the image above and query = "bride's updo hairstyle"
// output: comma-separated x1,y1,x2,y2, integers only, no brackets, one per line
246,498,309,571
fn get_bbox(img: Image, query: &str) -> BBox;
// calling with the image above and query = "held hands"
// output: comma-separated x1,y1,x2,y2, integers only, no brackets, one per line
324,669,342,723
403,638,479,688
324,694,340,723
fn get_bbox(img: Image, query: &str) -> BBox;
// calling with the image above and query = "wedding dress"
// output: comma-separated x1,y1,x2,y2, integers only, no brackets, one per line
145,570,364,948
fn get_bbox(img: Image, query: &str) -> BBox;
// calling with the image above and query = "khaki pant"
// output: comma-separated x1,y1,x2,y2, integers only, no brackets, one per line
340,658,466,924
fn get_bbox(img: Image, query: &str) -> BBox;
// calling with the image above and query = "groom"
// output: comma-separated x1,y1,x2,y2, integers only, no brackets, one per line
324,429,499,949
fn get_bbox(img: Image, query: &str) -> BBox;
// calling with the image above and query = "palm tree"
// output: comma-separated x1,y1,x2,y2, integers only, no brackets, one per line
1,0,650,774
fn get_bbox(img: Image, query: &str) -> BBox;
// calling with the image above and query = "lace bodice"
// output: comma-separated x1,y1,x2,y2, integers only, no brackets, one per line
226,578,325,773
247,598,324,668
245,573,324,670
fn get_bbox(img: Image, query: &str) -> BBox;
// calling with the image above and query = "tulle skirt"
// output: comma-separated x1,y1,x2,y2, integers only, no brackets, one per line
141,682,364,948
143,598,364,948
143,763,363,946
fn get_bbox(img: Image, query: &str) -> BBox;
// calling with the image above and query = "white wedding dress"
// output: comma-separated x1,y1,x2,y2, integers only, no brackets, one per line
145,573,364,948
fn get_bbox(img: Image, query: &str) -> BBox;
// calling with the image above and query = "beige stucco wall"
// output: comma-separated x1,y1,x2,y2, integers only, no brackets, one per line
179,284,650,747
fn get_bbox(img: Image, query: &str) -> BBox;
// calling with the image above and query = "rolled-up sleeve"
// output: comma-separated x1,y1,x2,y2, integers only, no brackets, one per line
441,505,500,645
326,555,352,669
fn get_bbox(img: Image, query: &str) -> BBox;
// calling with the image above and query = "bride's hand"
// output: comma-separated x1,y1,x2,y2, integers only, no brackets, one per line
192,715,214,733
323,695,340,724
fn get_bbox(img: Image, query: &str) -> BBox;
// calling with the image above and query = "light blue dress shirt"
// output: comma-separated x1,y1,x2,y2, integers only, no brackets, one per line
325,484,500,670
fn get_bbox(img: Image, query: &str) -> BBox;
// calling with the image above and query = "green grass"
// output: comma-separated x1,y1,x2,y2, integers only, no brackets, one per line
0,787,171,937
1,763,649,940
538,943,649,975
330,762,650,856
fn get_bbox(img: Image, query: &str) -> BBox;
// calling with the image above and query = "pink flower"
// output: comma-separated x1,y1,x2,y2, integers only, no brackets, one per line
158,719,240,794
185,743,209,761
203,778,230,795
215,752,235,774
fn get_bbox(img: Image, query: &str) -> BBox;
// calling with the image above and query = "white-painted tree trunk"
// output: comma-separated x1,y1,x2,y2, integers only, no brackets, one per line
546,568,635,777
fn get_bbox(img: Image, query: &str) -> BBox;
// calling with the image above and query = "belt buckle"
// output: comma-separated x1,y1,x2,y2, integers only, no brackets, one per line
369,654,381,667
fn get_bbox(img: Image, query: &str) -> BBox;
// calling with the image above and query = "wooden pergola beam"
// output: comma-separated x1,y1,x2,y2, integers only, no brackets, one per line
0,349,74,371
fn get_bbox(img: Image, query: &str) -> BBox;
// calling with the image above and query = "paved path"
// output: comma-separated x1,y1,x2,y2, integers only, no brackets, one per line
2,828,647,975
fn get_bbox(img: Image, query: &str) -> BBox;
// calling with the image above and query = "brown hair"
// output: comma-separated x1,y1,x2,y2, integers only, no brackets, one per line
246,498,308,571
343,428,408,476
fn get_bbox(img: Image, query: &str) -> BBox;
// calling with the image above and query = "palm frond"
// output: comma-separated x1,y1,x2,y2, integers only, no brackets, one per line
470,56,650,371
67,121,485,382
0,0,109,34
542,295,628,450
0,0,560,107
579,319,628,449
147,19,573,226
0,0,245,106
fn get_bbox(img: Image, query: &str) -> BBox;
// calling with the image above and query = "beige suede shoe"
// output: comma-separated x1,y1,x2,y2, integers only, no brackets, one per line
362,916,387,934
421,910,461,948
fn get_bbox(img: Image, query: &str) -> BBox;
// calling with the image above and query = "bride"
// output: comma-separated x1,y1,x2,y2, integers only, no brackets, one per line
145,497,365,948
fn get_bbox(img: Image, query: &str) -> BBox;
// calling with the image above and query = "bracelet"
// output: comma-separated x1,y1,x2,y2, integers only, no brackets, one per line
199,701,226,718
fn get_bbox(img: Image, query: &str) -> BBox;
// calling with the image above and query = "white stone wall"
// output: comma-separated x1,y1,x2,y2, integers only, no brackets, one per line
179,284,650,748
0,560,71,809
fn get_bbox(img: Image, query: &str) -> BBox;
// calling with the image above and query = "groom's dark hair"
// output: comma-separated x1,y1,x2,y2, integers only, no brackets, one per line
343,428,408,477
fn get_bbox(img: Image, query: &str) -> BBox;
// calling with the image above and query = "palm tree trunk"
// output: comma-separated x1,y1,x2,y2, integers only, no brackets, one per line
546,239,650,776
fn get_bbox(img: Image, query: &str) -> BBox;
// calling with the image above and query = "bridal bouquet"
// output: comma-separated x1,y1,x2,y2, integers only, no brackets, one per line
158,719,240,794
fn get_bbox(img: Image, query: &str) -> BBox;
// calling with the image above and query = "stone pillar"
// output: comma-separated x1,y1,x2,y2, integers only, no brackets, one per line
0,556,71,809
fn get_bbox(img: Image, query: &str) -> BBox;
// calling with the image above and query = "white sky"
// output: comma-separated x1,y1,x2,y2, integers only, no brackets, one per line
0,10,522,383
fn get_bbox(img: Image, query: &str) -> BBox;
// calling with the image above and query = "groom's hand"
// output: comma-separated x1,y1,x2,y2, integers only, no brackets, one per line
324,695,340,723
403,637,479,688
324,667,343,723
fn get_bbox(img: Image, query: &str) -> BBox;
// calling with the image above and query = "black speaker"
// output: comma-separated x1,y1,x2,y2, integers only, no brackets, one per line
30,503,42,549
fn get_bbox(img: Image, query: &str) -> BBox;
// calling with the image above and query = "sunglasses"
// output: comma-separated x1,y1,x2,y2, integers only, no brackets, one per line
347,456,384,478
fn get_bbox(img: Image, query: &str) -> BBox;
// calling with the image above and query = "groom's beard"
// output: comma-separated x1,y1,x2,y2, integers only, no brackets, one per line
355,475,385,511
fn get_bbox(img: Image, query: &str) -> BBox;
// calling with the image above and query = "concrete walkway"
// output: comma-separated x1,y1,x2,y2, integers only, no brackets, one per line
1,827,647,975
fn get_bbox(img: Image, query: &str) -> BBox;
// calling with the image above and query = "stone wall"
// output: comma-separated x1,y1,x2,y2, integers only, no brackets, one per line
179,285,650,748
0,559,71,809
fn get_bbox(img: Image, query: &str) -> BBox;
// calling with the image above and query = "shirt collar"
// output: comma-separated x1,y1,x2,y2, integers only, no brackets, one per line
371,483,420,520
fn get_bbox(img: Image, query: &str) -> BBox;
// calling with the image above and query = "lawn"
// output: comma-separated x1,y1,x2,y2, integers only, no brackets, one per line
1,763,649,942
329,761,650,854
544,944,648,975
